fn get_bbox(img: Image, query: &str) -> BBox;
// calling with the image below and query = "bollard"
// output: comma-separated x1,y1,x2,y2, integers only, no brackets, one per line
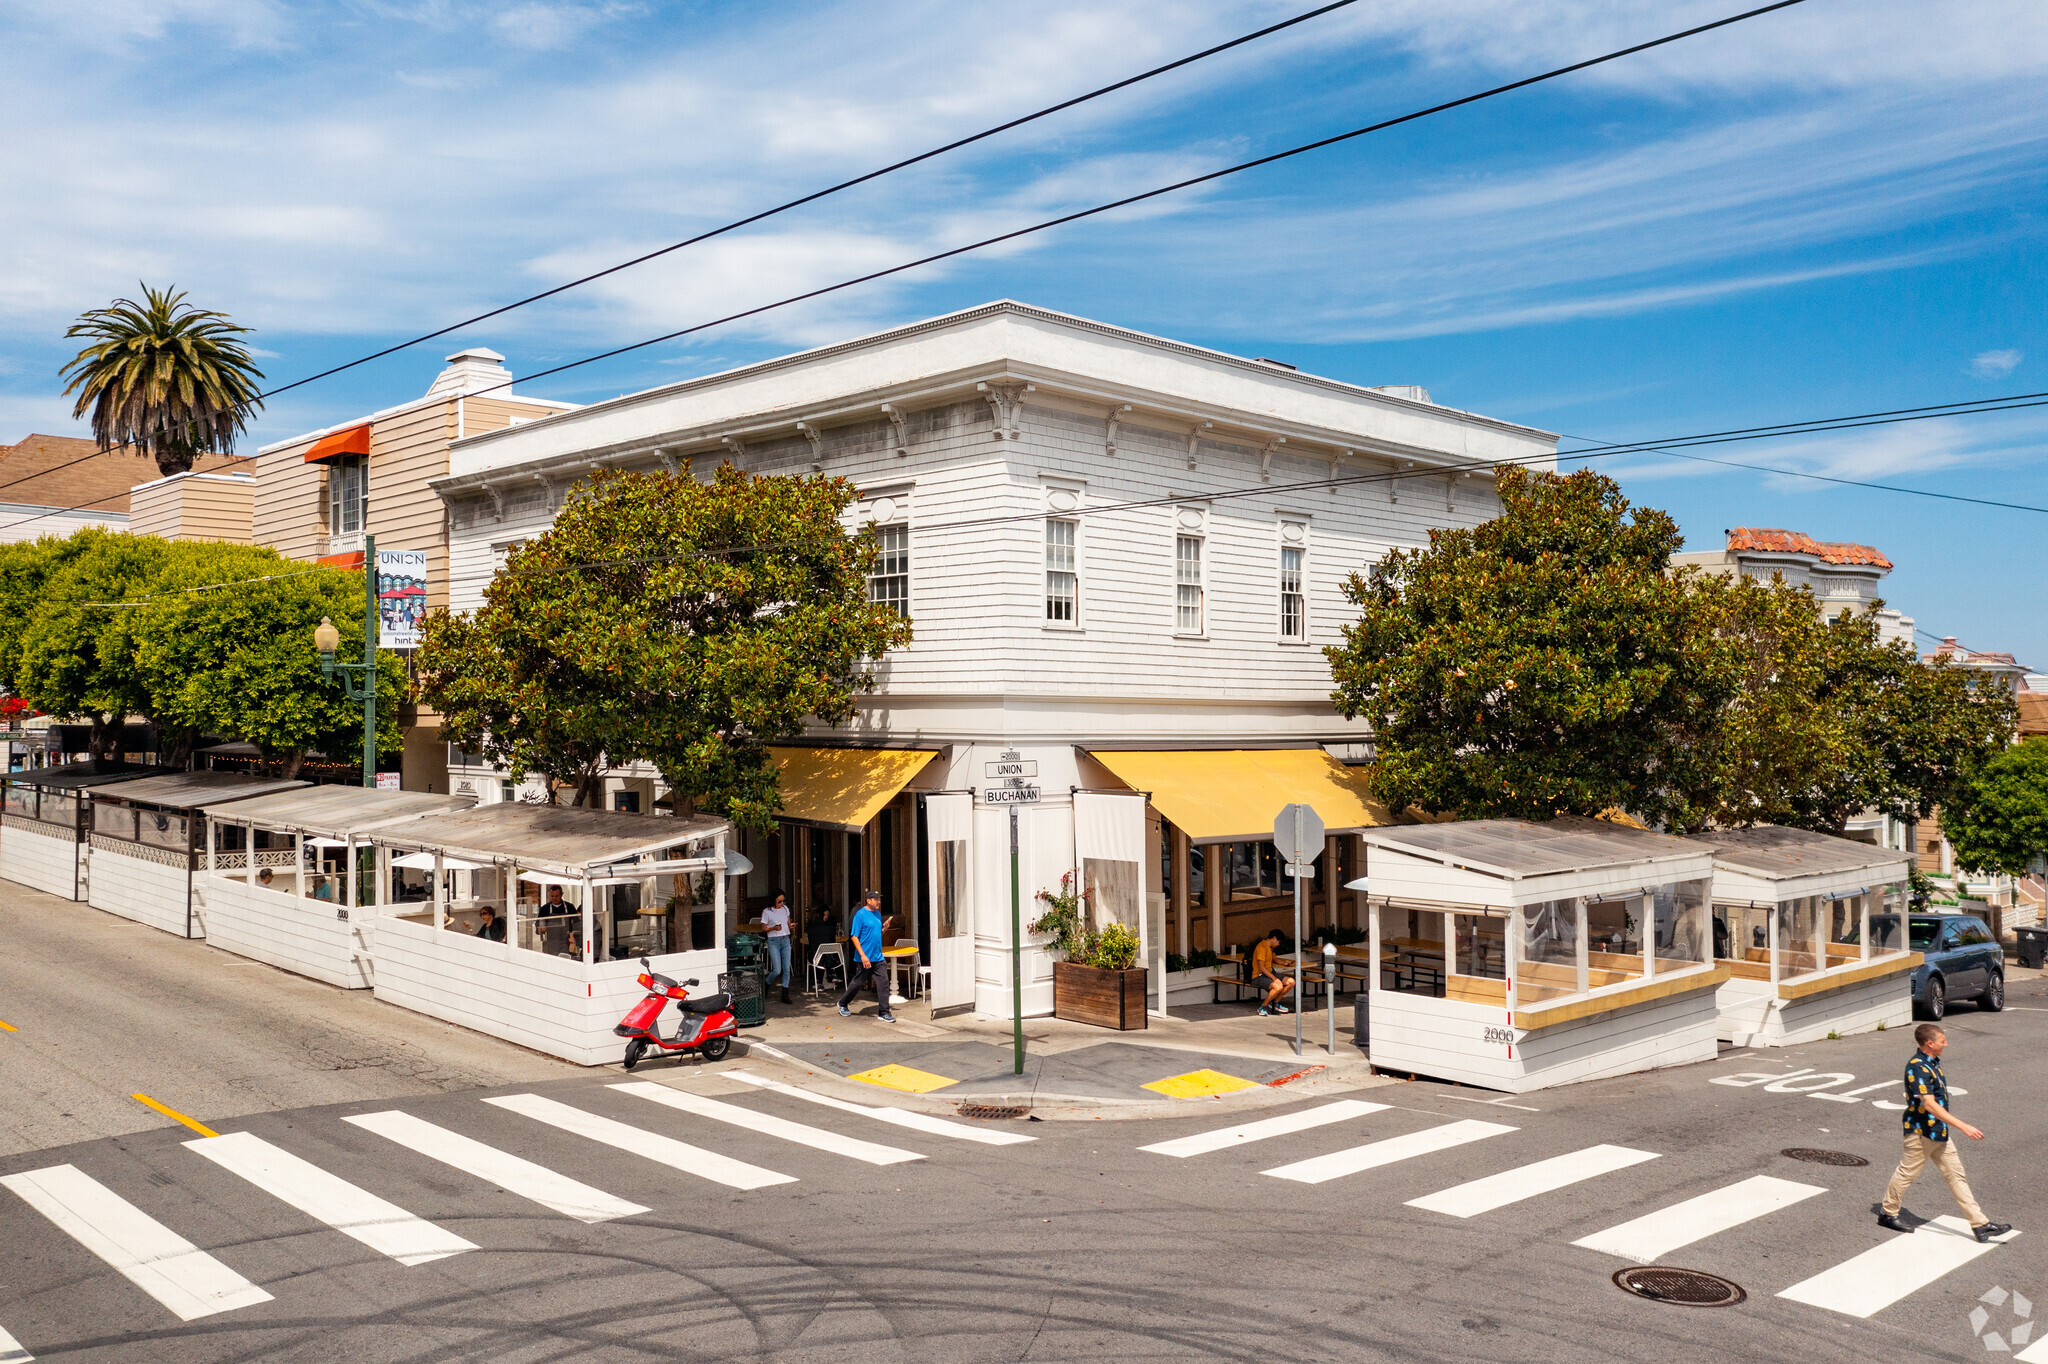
1324,941,1338,1056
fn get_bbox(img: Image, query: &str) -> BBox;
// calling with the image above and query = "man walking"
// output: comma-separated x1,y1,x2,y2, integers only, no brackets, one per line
1879,1023,2012,1242
837,889,896,1024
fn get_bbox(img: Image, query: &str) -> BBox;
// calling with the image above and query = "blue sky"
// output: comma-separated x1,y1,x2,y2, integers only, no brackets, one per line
4,0,2044,663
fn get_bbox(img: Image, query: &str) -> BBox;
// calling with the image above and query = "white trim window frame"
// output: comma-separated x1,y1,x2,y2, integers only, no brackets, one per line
1044,516,1080,627
868,521,911,619
1174,532,1205,637
1277,520,1309,643
327,452,368,549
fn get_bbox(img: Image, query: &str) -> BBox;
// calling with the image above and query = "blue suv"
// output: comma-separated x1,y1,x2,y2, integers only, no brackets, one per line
1870,910,2005,1021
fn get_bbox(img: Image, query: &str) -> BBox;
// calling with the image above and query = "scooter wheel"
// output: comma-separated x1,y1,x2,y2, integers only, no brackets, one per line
700,1036,730,1062
623,1038,648,1070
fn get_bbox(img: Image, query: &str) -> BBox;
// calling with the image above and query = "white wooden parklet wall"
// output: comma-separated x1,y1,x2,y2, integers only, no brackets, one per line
0,818,81,900
373,918,727,1067
86,837,199,938
1370,984,1722,1095
205,877,371,990
1717,971,1915,1048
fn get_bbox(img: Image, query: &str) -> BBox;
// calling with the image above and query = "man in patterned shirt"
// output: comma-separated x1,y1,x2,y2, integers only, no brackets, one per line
1879,1023,2013,1242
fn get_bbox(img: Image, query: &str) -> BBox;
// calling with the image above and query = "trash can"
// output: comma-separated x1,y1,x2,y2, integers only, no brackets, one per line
2015,925,2048,971
1353,990,1369,1051
725,933,767,1027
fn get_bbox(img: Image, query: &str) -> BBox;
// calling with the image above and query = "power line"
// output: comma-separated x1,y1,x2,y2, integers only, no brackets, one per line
254,0,1365,404
1559,391,2048,456
432,0,1817,405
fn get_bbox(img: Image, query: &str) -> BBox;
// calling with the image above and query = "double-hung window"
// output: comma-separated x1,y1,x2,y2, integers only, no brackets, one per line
329,454,367,538
1175,535,1204,634
1279,545,1306,640
868,523,910,618
1045,518,1078,624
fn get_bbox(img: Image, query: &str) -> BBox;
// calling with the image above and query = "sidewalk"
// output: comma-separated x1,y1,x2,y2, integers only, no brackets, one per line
730,988,1393,1121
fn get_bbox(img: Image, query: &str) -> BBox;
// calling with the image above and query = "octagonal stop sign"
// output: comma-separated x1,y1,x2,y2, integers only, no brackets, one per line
1273,803,1324,879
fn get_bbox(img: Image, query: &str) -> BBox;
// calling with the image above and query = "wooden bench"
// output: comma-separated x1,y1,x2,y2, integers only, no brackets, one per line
1209,974,1257,1004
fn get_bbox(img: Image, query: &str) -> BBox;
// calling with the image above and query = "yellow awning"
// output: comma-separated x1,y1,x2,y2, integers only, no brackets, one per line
1088,748,1395,844
769,746,938,832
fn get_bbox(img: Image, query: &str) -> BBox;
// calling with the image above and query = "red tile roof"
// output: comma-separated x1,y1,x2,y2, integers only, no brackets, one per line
0,434,250,515
1726,527,1892,570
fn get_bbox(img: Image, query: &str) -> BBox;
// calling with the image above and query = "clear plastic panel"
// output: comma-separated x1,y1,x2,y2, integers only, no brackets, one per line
1453,913,1505,980
1518,899,1580,1002
1652,880,1710,969
1777,896,1823,978
1586,895,1644,979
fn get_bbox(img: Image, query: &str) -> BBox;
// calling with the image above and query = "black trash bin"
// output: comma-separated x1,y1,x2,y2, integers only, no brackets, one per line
2015,925,2048,971
1353,990,1369,1050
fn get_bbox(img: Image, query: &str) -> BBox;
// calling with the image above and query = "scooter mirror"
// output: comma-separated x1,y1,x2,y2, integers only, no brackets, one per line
639,956,652,971
685,978,700,987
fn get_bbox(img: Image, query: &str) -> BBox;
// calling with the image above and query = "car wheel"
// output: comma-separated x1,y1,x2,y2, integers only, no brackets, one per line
1922,975,1946,1022
1981,970,2005,1013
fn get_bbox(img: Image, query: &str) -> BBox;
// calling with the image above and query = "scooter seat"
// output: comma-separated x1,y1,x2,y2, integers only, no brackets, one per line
682,993,729,1015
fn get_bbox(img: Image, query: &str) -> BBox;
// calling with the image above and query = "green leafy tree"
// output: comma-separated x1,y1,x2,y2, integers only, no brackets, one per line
14,530,172,757
419,465,911,829
130,542,404,773
417,609,611,807
61,284,265,478
0,535,75,690
1941,738,2048,879
1326,466,1738,828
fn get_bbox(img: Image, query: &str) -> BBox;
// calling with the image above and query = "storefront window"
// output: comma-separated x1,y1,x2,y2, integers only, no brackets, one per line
1188,844,1205,901
1651,880,1709,969
1518,898,1580,1001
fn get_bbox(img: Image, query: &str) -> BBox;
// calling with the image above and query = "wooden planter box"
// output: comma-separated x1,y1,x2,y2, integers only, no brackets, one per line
1053,961,1148,1030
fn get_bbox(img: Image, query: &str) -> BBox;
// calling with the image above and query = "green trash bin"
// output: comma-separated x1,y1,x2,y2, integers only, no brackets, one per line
725,933,767,1027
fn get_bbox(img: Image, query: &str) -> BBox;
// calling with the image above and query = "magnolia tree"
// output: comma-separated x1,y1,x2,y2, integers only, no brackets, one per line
419,465,911,829
1326,466,2015,832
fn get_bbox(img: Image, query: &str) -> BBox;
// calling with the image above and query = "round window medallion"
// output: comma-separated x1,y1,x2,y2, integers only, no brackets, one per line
1048,489,1079,512
1281,522,1306,543
868,496,896,522
1176,508,1205,529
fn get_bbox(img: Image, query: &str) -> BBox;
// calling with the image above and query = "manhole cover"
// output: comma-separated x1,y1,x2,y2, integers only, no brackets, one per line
1781,1147,1870,1167
957,1105,1029,1120
1612,1267,1746,1307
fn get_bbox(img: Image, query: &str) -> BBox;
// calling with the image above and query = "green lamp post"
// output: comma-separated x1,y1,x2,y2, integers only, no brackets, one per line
315,533,380,788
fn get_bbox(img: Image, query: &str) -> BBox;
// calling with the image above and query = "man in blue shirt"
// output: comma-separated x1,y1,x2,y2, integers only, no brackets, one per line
836,890,896,1024
1879,1023,2011,1241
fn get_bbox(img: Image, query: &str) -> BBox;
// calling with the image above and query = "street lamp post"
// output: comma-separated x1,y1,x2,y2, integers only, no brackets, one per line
316,533,380,788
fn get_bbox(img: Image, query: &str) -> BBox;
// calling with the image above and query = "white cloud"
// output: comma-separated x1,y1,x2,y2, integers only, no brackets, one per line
1602,408,2048,491
1971,348,2023,379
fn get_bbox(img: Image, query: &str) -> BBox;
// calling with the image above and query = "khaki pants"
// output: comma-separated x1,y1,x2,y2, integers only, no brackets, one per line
1882,1133,1987,1225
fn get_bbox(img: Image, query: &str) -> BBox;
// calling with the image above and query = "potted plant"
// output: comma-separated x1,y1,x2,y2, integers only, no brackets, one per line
1032,874,1147,1030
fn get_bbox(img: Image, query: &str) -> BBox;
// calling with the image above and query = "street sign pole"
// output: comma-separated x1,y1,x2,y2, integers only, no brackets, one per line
1010,804,1023,1076
1273,803,1325,1060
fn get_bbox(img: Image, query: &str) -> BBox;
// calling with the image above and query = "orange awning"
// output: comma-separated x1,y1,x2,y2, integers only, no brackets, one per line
304,423,372,463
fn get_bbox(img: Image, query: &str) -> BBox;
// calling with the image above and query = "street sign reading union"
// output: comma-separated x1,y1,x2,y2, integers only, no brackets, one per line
985,759,1039,779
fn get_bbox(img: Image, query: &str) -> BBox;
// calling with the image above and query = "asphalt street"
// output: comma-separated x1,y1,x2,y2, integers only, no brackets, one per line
3,959,2044,1363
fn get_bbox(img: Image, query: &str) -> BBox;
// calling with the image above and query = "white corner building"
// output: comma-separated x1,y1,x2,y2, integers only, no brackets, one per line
432,301,1557,1021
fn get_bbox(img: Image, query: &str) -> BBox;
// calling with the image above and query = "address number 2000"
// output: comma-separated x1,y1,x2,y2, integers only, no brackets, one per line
1482,1026,1514,1046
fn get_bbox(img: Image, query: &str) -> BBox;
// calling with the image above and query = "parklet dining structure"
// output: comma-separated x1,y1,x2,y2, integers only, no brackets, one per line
197,785,478,989
358,803,735,1065
85,771,310,939
0,761,176,900
1360,816,1726,1094
1694,825,1917,1046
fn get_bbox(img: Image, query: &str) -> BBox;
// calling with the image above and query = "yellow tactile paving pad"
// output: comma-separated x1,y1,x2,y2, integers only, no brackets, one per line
849,1063,957,1094
1144,1068,1259,1099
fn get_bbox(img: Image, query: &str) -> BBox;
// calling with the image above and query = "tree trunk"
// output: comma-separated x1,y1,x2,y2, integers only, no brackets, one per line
283,748,306,779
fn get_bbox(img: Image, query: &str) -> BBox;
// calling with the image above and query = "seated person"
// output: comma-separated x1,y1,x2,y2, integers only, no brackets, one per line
1250,928,1296,1016
310,875,334,901
474,905,506,942
255,867,275,889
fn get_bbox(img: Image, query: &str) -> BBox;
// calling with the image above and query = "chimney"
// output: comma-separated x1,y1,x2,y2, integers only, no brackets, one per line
425,347,514,399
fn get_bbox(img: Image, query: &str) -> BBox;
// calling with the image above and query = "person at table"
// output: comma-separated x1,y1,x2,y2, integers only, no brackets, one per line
256,867,275,890
836,889,896,1024
474,905,506,942
761,891,793,1006
310,875,334,902
1251,928,1296,1016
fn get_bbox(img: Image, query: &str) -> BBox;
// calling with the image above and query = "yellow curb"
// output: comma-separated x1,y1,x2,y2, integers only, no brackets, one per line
1144,1068,1259,1099
849,1063,957,1094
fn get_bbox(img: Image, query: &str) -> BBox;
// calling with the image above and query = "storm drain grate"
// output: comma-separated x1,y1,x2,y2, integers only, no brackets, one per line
1612,1267,1747,1308
1781,1147,1870,1167
956,1105,1030,1121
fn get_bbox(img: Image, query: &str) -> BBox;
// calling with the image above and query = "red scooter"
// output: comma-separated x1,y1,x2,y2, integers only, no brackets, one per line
616,957,740,1069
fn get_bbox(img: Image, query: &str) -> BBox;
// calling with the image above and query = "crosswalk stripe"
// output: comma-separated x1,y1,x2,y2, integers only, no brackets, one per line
1407,1145,1662,1218
1139,1100,1392,1158
611,1082,924,1166
1262,1119,1517,1185
1778,1215,2019,1318
2017,1326,2048,1363
342,1111,650,1225
185,1132,476,1266
0,1322,33,1362
725,1069,1035,1146
485,1094,795,1190
0,1165,272,1322
1572,1174,1825,1263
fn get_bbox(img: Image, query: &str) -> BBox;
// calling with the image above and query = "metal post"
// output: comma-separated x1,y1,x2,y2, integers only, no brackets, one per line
1292,870,1304,1057
1010,805,1023,1077
1325,941,1337,1055
361,534,379,788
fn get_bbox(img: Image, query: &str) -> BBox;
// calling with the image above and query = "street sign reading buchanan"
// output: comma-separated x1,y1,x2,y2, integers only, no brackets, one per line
980,785,1041,806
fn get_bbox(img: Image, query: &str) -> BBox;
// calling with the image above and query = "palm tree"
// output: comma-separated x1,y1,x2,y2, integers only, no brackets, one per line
61,284,266,478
